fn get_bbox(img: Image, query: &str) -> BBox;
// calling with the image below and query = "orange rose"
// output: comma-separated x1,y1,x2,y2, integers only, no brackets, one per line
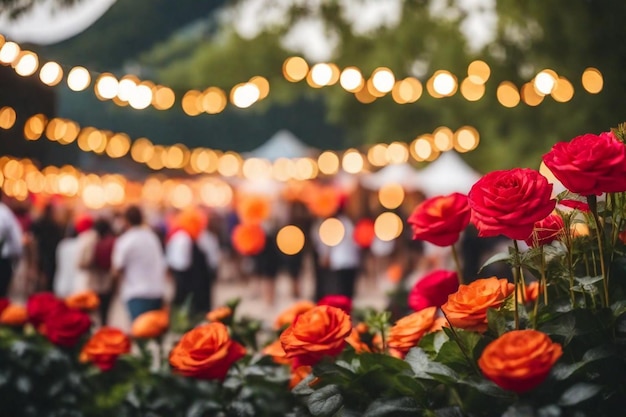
65,290,100,311
387,307,437,355
290,365,312,389
478,329,562,393
517,281,541,304
345,328,371,354
280,305,352,368
206,306,232,323
0,304,28,326
81,327,131,371
274,300,316,330
442,277,515,332
262,339,290,365
131,310,169,339
428,316,449,333
169,322,246,380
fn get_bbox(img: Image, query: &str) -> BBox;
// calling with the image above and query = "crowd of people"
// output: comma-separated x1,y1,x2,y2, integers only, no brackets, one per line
0,182,510,327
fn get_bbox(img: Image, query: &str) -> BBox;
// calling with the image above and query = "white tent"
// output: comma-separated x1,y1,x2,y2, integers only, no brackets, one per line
247,130,316,161
418,151,482,197
361,163,423,191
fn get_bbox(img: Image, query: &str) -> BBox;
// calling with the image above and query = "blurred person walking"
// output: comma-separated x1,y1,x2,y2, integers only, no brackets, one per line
77,217,116,325
53,214,93,297
166,208,219,317
112,206,167,321
0,191,23,297
30,203,63,292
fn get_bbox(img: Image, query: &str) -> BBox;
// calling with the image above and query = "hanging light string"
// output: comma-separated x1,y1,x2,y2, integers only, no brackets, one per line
0,104,479,182
0,33,605,118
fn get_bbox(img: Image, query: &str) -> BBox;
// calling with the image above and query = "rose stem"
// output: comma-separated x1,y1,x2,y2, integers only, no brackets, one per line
512,240,522,330
441,309,480,376
450,244,464,285
586,195,609,308
540,246,548,305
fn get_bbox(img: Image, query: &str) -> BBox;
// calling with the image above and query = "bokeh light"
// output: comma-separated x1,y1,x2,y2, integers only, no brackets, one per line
67,66,91,91
496,81,520,108
39,61,63,86
342,149,364,174
378,183,405,209
467,60,491,84
581,67,603,94
276,225,306,255
95,73,119,100
340,67,363,92
283,56,309,82
14,51,38,76
432,71,457,96
374,212,403,241
371,67,395,94
318,151,340,175
319,218,345,247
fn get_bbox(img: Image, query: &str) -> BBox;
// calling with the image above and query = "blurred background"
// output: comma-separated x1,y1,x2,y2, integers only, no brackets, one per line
0,0,624,174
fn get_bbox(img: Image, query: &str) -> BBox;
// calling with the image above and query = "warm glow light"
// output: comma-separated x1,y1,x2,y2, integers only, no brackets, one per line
104,181,125,205
200,179,232,207
82,184,106,209
374,212,403,241
24,114,47,140
170,183,193,209
0,42,20,64
340,67,363,92
95,73,119,100
412,136,434,161
117,76,138,102
318,151,340,175
386,142,409,164
217,152,241,177
581,67,603,94
130,138,154,163
0,107,17,130
67,66,91,91
283,56,309,82
249,76,270,100
105,133,131,158
231,83,260,108
354,84,377,103
181,90,202,116
467,60,490,84
432,71,457,96
58,174,79,196
310,63,333,86
243,157,272,180
39,62,63,86
14,51,38,76
342,149,364,174
551,77,574,102
319,218,345,247
534,70,557,95
496,81,520,108
378,183,405,209
460,78,485,101
521,82,544,106
367,144,388,167
202,87,227,114
129,83,153,109
392,77,422,104
433,127,454,151
371,67,395,94
153,86,176,110
454,126,480,152
276,225,306,255
191,149,218,173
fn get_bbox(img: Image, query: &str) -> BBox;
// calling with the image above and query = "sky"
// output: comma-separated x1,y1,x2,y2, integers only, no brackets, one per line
0,0,497,58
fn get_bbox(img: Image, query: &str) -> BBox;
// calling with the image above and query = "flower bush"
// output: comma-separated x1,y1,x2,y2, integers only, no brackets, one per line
2,126,626,416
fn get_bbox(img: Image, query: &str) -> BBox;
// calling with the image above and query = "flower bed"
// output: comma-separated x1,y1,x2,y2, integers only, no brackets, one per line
2,127,626,416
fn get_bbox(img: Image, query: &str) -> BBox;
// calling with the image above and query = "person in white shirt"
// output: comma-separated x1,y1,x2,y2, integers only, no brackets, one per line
0,198,23,297
53,214,93,297
112,205,167,321
165,208,220,316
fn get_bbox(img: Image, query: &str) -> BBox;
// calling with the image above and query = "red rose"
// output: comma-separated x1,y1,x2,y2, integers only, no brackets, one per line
408,193,470,246
408,270,459,311
558,199,589,212
525,214,565,248
41,306,92,347
542,132,626,196
353,218,375,248
0,298,8,315
468,168,556,240
317,295,352,314
27,292,65,326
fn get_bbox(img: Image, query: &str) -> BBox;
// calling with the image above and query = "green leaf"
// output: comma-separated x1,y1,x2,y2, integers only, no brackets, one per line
307,384,343,417
362,397,421,416
574,275,604,286
487,308,509,336
404,348,458,382
292,373,316,396
186,399,222,417
479,252,511,272
558,383,602,406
